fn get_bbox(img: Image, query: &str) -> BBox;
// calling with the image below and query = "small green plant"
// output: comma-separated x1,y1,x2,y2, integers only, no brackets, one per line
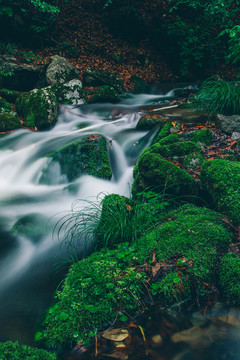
0,41,16,55
194,76,240,115
59,42,80,58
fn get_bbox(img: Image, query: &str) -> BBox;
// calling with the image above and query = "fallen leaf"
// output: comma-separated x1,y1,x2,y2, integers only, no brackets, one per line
103,329,129,342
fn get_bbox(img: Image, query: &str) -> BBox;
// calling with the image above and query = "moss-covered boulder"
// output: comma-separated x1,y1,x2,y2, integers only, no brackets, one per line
136,204,233,302
0,341,56,360
191,128,214,146
219,254,240,305
0,96,12,113
40,205,232,349
12,214,49,243
41,135,112,183
52,79,85,105
201,159,240,224
136,114,165,130
82,67,125,93
150,139,201,159
132,151,197,197
15,87,58,130
40,245,147,348
154,122,180,143
88,86,120,104
130,75,150,94
0,113,22,131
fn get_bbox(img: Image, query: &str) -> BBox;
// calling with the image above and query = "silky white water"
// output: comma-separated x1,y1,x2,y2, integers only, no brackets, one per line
0,95,163,344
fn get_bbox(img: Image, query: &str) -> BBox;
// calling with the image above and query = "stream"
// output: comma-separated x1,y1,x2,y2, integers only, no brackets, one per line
1,90,240,359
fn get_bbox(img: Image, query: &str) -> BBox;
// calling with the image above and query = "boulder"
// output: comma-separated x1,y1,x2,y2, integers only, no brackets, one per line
40,135,112,183
82,67,125,93
0,55,40,91
88,86,120,104
46,55,80,86
0,96,12,113
12,214,49,243
15,87,58,130
216,114,240,134
0,113,22,132
201,159,240,225
53,79,84,105
132,151,197,197
130,75,150,94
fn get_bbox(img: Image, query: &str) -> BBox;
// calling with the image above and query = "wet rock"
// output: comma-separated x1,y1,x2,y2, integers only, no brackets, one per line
159,107,208,124
216,114,240,134
46,55,80,86
88,86,120,104
103,329,129,342
0,113,22,132
136,114,165,130
0,55,40,91
11,213,49,243
53,79,85,105
130,75,150,94
82,67,125,93
41,135,112,183
15,87,58,130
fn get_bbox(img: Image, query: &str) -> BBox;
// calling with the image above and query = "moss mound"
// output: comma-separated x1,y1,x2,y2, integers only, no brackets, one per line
40,204,232,349
88,86,120,104
0,341,56,360
150,139,201,159
219,254,240,305
40,245,147,348
132,151,197,197
136,115,165,130
15,88,58,130
191,128,214,145
201,159,240,224
0,113,22,131
137,204,232,301
154,122,180,143
41,135,112,182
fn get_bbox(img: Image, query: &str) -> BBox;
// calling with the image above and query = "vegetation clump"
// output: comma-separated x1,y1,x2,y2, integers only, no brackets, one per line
201,159,240,224
154,122,180,143
194,77,240,116
0,341,56,360
150,140,201,159
0,96,12,113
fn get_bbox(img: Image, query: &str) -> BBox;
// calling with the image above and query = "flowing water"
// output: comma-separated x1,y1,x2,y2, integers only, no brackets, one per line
1,90,240,359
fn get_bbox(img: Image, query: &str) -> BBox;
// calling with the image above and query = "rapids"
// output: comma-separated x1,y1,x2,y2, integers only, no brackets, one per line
0,94,167,344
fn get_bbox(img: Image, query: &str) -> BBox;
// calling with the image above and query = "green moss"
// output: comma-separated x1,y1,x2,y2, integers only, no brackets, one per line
0,341,56,360
0,96,12,113
136,115,165,131
219,254,240,305
15,88,58,130
191,128,214,145
137,204,232,300
201,159,240,224
89,86,120,104
12,214,48,243
157,134,180,146
41,136,112,182
183,153,205,169
41,245,146,348
150,140,201,159
132,151,197,198
154,122,180,143
0,113,21,131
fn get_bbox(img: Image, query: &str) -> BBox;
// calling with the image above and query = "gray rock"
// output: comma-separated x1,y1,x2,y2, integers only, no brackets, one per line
46,55,80,85
0,55,40,91
82,67,125,93
57,79,84,105
231,132,240,140
216,114,240,134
